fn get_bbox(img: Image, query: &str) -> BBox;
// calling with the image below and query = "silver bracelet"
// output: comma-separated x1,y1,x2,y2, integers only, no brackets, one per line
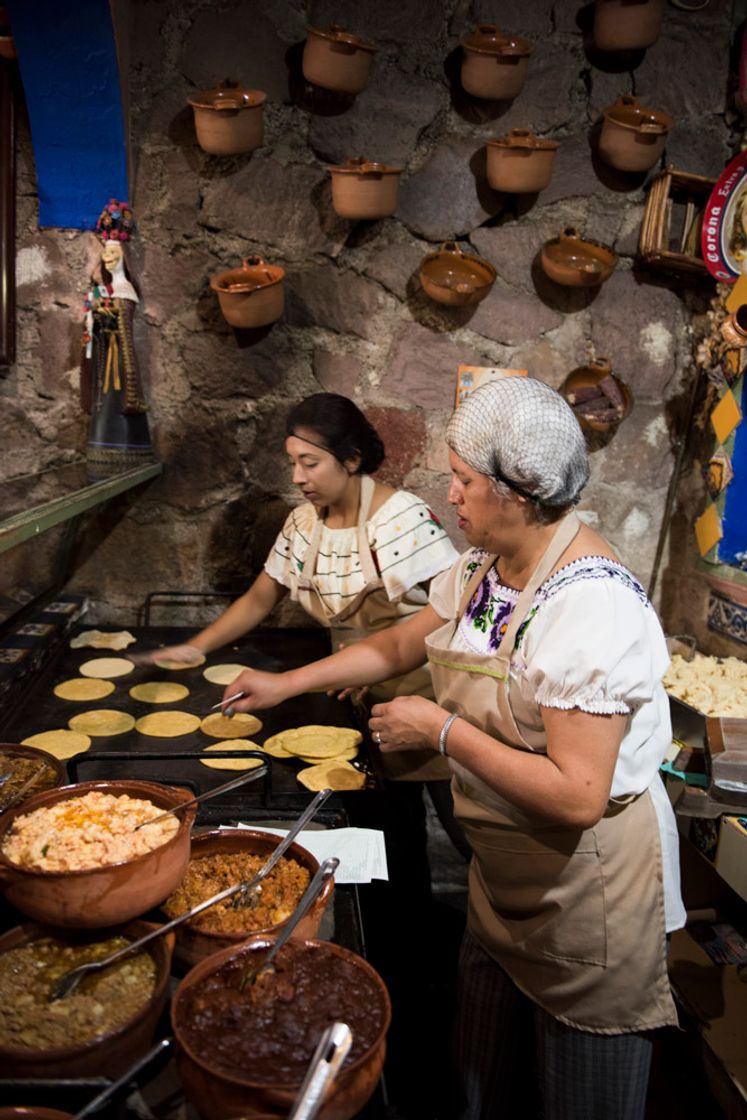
438,713,459,756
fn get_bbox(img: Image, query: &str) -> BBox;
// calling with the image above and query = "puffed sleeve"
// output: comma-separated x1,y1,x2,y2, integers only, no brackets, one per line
372,491,460,600
263,506,317,591
521,577,670,716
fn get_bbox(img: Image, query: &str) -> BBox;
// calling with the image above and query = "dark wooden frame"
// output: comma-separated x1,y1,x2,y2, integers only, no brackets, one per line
0,51,16,368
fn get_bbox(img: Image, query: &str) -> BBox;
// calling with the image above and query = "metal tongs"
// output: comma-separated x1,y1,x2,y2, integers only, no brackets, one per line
133,766,268,831
287,1022,353,1120
239,857,339,990
232,787,332,910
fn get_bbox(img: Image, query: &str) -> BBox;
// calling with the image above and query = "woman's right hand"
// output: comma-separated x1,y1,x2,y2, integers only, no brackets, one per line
128,643,204,667
221,668,292,713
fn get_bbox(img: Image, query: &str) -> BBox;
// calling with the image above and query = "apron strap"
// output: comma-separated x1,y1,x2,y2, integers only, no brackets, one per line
356,475,379,585
457,553,498,617
297,513,325,590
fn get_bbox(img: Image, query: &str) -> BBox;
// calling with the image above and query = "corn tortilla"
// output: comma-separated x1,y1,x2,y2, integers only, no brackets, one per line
129,681,189,704
135,711,202,737
54,678,116,702
79,657,134,679
68,710,136,736
261,734,295,759
200,712,263,739
203,664,249,686
200,741,265,770
297,759,366,791
70,629,135,650
275,726,362,760
21,729,91,760
153,654,206,670
296,745,358,764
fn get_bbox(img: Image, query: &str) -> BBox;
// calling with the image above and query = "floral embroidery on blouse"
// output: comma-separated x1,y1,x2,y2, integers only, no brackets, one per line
461,552,649,654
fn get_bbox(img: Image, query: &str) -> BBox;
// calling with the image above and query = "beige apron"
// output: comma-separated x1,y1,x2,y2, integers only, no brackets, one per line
425,513,678,1033
296,475,449,781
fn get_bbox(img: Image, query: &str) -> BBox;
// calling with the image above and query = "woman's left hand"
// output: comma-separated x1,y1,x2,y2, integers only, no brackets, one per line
368,696,445,752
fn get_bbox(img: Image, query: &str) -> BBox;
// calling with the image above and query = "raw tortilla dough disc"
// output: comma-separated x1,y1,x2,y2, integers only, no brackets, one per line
54,678,116,702
200,712,263,739
21,729,91,760
79,657,134,679
297,759,366,791
68,710,136,737
273,726,362,760
202,664,249,686
153,654,206,670
135,711,202,737
129,681,189,704
200,741,265,770
70,630,136,650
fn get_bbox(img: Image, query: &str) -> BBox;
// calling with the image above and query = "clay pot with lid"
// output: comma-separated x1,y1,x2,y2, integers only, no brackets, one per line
486,129,560,193
303,25,377,94
560,358,633,432
188,82,266,156
419,242,497,307
540,228,617,287
328,157,403,219
460,25,534,101
593,0,665,52
598,95,672,173
210,257,285,329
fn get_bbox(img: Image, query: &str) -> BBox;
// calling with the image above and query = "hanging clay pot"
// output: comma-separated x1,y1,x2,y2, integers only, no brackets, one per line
188,82,266,156
210,257,285,328
328,158,403,220
419,242,497,307
302,25,377,94
540,228,617,288
598,95,672,173
485,129,560,193
593,0,665,52
460,25,534,101
560,358,633,432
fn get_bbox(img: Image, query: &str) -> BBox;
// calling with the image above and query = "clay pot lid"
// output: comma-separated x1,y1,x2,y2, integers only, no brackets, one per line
461,24,534,57
602,95,672,133
328,157,403,176
487,128,559,151
420,242,497,291
210,257,285,293
307,24,378,53
188,82,266,110
543,227,617,268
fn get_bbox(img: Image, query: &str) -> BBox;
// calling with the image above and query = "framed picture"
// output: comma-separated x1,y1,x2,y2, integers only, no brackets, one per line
455,365,527,407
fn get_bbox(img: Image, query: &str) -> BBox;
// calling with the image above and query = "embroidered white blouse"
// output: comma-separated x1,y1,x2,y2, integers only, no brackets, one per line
265,489,458,613
429,549,686,931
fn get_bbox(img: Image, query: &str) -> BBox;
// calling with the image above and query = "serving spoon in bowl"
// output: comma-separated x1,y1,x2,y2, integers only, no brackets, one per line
133,766,268,830
48,787,333,1001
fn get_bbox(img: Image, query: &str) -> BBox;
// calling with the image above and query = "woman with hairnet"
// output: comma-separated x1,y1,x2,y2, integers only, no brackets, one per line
224,375,684,1120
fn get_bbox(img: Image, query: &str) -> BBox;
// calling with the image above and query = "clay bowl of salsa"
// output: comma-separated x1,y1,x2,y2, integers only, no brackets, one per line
0,744,65,815
0,779,197,928
172,935,391,1120
162,828,335,971
0,919,174,1080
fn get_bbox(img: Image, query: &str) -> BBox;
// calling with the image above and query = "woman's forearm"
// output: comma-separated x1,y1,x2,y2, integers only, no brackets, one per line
190,572,285,654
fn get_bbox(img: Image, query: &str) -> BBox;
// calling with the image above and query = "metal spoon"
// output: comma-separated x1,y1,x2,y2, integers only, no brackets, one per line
72,1037,171,1118
232,787,332,910
239,856,339,990
134,765,268,831
288,1021,353,1120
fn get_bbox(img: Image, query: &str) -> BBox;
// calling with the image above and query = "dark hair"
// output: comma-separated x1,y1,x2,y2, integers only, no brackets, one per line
285,394,385,474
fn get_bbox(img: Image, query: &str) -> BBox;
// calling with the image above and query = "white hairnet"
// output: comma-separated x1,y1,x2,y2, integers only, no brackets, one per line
447,376,589,506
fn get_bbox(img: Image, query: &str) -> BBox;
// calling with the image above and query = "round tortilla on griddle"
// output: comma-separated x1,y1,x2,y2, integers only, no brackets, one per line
274,725,362,760
297,759,366,791
135,711,202,737
129,681,189,704
68,710,136,737
202,664,249,686
21,729,91,759
79,657,134,679
54,678,116,702
200,741,265,770
153,654,206,670
200,712,263,739
70,629,135,650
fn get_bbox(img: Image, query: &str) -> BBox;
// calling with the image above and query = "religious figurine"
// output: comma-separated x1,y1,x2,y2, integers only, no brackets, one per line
80,200,153,477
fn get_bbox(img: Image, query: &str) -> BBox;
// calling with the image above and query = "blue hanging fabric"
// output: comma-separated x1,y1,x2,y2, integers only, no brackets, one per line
7,0,129,228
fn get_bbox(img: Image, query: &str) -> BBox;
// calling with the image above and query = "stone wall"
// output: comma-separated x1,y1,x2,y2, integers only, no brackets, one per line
3,0,738,632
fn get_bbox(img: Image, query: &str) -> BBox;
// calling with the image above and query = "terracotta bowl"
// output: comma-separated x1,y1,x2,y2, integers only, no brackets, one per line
593,0,664,52
0,779,196,928
303,25,377,94
164,828,335,971
598,95,672,173
328,158,402,220
0,920,174,1079
486,129,559,193
540,227,617,287
172,935,391,1120
0,744,65,815
560,359,633,432
420,242,496,307
460,25,533,101
210,257,285,329
188,84,266,156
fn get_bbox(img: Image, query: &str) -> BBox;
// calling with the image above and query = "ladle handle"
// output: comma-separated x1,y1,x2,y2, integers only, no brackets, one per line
135,766,268,830
234,788,332,906
262,857,340,967
288,1022,353,1120
73,1037,172,1119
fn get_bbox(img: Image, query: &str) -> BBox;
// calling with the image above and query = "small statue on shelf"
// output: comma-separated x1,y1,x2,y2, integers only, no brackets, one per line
80,200,153,478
